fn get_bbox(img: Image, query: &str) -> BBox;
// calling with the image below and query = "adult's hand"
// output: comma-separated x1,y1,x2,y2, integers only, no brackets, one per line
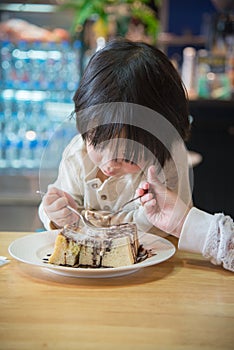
137,166,191,237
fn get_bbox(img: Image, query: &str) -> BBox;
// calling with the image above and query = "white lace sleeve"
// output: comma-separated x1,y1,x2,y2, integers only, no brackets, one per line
202,214,234,272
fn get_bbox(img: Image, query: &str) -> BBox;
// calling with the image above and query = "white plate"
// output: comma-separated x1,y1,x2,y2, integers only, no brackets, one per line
8,230,175,278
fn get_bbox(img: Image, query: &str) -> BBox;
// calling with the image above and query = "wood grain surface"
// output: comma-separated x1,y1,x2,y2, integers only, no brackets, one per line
0,231,233,350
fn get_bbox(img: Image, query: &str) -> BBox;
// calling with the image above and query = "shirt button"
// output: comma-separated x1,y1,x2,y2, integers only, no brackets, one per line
103,205,111,211
91,183,98,189
101,195,107,200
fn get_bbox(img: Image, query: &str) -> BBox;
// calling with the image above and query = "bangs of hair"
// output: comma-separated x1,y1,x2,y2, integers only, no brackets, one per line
83,123,170,166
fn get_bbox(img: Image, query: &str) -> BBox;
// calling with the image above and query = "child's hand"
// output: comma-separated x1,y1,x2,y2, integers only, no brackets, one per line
137,166,190,237
42,187,79,228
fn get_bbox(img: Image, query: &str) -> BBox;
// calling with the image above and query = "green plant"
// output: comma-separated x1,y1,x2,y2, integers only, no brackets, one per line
59,0,161,43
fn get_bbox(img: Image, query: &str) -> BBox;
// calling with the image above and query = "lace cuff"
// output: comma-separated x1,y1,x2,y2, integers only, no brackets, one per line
202,214,234,272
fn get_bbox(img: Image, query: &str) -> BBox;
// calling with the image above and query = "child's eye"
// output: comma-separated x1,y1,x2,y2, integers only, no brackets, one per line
123,159,136,165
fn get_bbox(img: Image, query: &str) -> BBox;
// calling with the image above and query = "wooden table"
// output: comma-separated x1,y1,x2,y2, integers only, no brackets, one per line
0,231,233,350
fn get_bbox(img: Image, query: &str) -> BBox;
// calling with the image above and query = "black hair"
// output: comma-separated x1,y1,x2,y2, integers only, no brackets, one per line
73,38,190,167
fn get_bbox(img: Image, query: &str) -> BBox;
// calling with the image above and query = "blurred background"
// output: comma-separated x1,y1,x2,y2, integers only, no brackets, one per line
0,0,233,231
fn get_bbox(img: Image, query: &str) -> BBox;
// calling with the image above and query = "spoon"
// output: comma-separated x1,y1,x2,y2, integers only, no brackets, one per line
36,189,148,229
84,189,148,228
36,190,108,230
66,204,109,230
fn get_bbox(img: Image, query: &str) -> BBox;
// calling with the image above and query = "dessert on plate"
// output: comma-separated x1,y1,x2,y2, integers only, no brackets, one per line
47,221,149,268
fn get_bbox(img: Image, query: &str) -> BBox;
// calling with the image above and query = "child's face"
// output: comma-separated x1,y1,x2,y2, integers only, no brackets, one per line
86,142,142,177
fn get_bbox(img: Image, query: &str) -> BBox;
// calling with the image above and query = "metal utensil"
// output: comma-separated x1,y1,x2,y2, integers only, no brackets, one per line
36,189,148,229
65,205,110,230
75,189,148,226
109,189,148,218
36,190,108,230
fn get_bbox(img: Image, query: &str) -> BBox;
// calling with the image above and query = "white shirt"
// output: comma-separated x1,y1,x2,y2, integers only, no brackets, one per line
39,134,192,233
